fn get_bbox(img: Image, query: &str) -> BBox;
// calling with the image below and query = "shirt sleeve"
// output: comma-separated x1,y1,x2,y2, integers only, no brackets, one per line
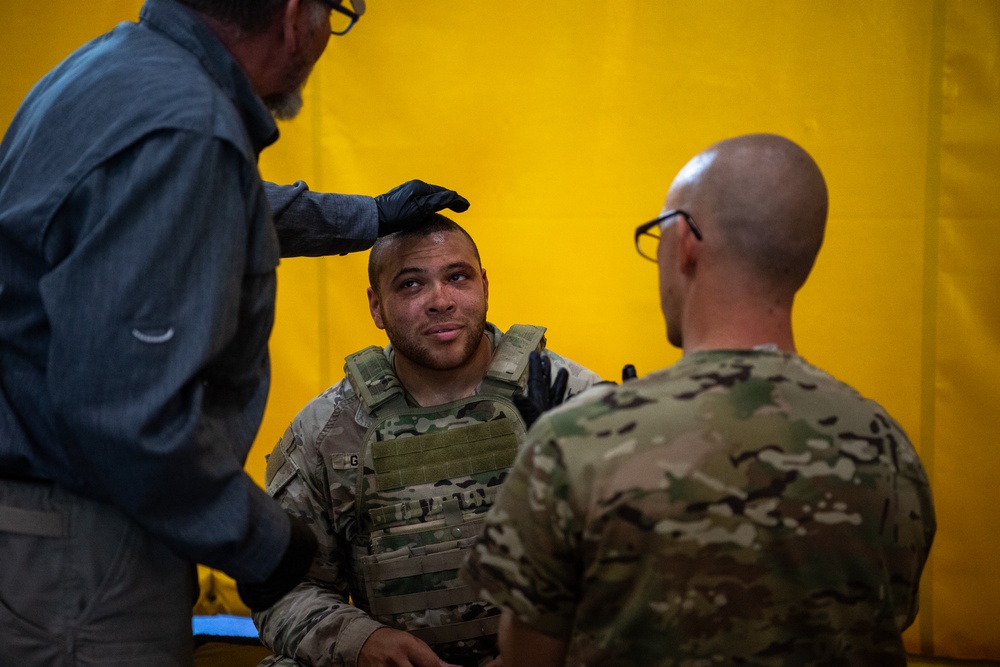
39,129,290,581
265,180,378,258
461,417,582,638
254,392,384,667
542,349,606,399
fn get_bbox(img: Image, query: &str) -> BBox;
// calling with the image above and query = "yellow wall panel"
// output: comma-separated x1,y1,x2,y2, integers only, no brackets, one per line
0,1,143,124
925,1,1000,658
3,0,998,660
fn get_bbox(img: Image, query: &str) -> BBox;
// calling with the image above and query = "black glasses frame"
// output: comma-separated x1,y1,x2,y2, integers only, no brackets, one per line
634,210,703,262
318,0,363,35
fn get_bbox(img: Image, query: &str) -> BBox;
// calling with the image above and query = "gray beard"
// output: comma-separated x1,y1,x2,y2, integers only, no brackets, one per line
264,47,311,121
264,87,304,121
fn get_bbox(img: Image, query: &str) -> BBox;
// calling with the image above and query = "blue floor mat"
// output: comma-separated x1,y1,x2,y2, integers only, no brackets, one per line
192,614,258,638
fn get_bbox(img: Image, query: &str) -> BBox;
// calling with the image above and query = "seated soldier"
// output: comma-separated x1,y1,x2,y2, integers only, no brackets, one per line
253,214,603,667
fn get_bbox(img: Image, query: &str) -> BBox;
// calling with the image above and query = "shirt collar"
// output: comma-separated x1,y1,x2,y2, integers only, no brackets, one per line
139,0,279,152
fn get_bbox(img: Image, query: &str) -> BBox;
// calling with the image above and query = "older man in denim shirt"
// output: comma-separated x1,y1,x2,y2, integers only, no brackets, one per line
0,0,468,664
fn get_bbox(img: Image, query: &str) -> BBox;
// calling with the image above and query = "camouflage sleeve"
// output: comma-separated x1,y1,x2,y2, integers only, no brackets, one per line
253,382,383,667
461,417,582,639
542,348,605,399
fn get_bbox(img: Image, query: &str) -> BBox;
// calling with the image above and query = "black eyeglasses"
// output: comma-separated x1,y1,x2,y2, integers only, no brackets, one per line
318,0,365,35
634,210,703,262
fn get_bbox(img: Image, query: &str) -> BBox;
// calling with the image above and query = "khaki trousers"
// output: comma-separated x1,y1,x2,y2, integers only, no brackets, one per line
0,479,195,666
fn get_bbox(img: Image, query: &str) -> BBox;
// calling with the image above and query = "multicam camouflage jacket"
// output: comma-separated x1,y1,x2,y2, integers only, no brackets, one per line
462,349,936,667
253,323,602,667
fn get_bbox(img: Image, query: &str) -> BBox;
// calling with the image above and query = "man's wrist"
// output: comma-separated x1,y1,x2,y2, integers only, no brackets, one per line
237,514,318,612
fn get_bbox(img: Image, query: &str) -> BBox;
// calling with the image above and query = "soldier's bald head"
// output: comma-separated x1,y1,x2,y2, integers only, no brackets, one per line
669,134,828,294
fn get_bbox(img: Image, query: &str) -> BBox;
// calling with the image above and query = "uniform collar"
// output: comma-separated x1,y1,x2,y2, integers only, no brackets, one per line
139,0,279,153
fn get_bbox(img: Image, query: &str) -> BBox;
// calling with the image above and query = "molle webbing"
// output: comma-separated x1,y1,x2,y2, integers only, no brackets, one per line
371,418,518,491
372,586,481,615
362,548,470,580
368,485,501,529
355,519,486,566
361,527,494,640
410,616,501,644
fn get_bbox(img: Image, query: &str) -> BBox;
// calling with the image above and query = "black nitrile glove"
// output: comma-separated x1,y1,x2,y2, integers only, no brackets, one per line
237,514,318,612
374,179,470,236
513,351,569,429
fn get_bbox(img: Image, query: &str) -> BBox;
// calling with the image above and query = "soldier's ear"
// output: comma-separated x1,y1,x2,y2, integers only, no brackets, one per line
481,269,489,303
367,287,386,330
676,221,700,277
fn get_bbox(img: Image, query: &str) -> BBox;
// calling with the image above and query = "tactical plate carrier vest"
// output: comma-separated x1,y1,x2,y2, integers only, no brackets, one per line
344,324,545,660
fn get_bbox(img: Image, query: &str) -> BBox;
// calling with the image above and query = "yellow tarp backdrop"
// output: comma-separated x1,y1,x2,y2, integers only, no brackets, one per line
2,0,997,660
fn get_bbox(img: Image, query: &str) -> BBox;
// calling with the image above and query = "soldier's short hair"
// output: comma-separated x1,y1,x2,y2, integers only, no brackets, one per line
368,214,481,291
176,0,288,34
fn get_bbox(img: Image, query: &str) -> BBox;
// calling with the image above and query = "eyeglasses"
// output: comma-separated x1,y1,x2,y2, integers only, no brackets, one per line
634,210,703,262
318,0,365,35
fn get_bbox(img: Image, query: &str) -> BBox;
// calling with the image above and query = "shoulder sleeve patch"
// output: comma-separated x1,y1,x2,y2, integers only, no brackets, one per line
264,427,296,492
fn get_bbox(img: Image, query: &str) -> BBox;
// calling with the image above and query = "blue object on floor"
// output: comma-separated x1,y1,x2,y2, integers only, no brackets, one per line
192,614,258,638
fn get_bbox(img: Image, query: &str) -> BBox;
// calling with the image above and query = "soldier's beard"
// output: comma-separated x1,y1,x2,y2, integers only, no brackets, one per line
385,316,488,372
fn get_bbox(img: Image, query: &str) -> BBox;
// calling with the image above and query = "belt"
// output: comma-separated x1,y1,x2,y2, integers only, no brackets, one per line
0,504,66,537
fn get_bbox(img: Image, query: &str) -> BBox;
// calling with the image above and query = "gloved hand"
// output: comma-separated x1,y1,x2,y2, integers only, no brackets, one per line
237,514,318,612
374,179,470,236
622,364,638,381
512,351,569,429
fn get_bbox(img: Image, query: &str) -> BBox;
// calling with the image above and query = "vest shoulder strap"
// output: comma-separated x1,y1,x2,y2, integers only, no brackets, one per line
481,324,546,395
347,325,546,412
344,345,408,416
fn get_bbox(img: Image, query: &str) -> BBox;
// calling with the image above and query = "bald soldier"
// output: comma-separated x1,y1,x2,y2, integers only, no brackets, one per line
462,134,936,666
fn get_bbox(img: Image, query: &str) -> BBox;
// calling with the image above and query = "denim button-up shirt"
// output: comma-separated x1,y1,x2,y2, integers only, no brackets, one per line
0,0,375,581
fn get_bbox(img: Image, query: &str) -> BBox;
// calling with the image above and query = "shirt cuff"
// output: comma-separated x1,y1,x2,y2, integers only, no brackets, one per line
336,614,386,667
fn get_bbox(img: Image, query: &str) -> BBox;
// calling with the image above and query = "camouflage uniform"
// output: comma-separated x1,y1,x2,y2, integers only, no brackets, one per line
462,350,936,667
253,323,603,667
